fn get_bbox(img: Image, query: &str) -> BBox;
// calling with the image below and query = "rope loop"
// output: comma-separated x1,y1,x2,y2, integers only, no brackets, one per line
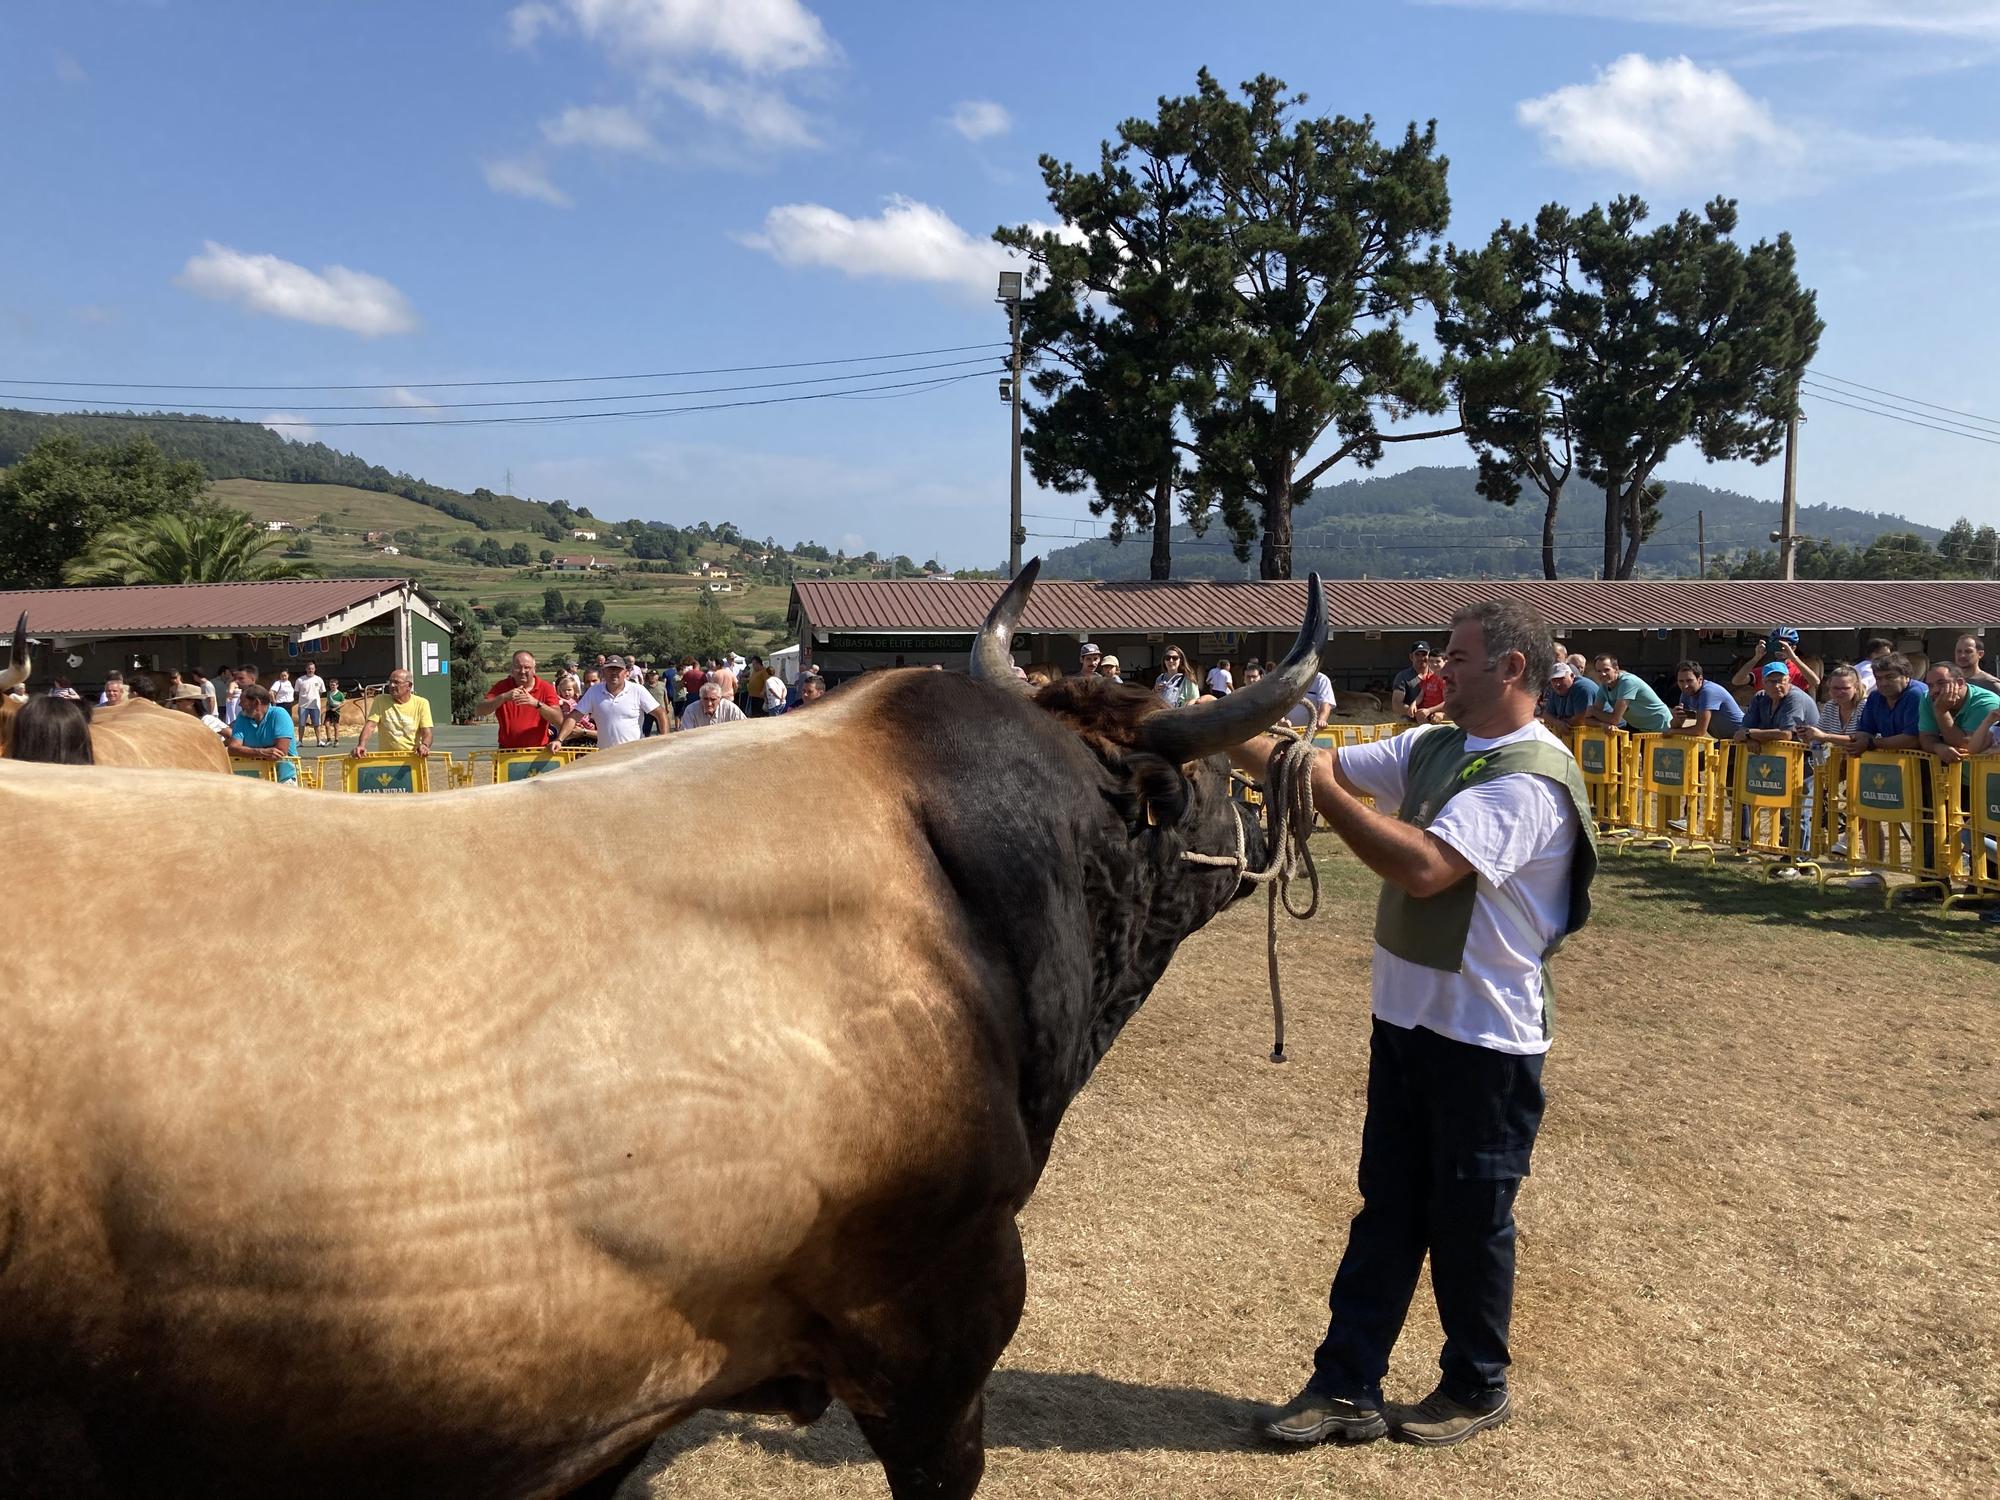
1183,735,1322,1062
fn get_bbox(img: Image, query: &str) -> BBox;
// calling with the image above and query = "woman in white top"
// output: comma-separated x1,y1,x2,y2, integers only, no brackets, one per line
1153,646,1198,707
1796,663,1866,763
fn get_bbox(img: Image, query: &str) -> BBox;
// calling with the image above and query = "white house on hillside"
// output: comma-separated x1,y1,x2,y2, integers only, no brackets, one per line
553,555,603,572
571,529,598,541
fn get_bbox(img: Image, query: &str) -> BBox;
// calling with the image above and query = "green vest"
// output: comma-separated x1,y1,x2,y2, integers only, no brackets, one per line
1373,726,1598,1039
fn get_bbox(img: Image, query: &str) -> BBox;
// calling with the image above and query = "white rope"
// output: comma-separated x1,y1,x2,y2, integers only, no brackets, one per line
1182,736,1321,1061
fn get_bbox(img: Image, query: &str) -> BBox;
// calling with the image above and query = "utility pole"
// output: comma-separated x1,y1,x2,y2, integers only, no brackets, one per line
1778,411,1801,581
997,271,1025,577
1698,509,1706,579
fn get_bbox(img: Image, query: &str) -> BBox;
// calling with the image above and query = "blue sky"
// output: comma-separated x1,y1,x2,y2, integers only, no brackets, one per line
4,0,1997,569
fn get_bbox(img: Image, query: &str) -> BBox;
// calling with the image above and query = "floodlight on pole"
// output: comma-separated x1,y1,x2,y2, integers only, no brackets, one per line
997,271,1025,577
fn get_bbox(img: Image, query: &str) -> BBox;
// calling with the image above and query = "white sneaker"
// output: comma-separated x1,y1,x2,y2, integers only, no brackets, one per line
1773,865,1802,880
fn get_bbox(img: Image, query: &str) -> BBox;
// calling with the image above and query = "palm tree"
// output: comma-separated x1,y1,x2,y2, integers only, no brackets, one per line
64,508,322,585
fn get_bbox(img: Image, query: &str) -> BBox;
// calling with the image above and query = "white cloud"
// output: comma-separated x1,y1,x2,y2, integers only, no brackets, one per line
483,156,573,206
176,243,419,338
387,387,440,409
508,2,559,47
260,413,318,441
524,0,834,73
948,99,1012,142
1518,54,1805,186
1424,2,2000,37
655,72,818,148
55,51,86,84
541,103,659,153
741,195,1024,299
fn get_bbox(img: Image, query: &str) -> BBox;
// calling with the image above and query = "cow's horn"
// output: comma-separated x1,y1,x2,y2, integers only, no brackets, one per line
0,613,27,692
968,558,1038,692
1135,573,1329,764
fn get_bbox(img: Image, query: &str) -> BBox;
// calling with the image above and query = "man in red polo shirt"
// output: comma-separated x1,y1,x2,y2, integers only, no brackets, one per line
473,648,563,748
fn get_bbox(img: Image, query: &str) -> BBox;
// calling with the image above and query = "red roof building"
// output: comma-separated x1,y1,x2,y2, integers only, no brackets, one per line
789,576,2000,684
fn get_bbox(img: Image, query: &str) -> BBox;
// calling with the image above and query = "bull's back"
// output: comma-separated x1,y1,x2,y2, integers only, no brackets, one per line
0,706,1027,1493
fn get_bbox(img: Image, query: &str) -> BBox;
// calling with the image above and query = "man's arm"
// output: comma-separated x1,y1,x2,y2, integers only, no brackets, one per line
1599,694,1631,729
1929,701,1975,749
553,711,577,745
1920,731,1965,763
350,717,374,757
651,705,670,735
469,686,508,719
416,722,434,756
1228,738,1474,897
1731,648,1765,688
1671,707,1712,737
1790,656,1821,692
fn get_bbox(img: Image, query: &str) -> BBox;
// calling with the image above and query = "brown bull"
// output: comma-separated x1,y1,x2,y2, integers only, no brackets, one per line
0,617,226,773
0,564,1329,1500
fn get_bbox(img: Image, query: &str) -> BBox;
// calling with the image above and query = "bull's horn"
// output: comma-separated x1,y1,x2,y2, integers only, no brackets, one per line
1135,573,1329,764
968,558,1039,692
0,613,27,692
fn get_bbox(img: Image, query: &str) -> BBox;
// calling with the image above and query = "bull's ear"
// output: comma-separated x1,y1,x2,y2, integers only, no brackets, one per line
1103,750,1191,834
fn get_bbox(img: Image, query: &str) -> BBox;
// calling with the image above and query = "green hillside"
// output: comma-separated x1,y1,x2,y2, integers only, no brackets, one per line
1040,466,1946,580
0,408,962,655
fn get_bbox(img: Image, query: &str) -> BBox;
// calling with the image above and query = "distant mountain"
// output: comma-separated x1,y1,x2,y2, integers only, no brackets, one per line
1038,466,1943,581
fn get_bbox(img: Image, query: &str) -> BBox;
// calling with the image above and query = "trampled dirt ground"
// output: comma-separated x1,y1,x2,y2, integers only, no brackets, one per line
637,845,2000,1500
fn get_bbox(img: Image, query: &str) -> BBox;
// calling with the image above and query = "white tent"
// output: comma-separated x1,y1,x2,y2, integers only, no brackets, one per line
769,643,801,685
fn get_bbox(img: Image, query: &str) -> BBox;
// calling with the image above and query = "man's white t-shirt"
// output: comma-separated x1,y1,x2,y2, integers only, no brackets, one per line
574,680,659,748
269,678,295,705
1206,666,1233,695
1285,672,1337,728
295,672,324,706
1336,720,1580,1056
762,674,788,712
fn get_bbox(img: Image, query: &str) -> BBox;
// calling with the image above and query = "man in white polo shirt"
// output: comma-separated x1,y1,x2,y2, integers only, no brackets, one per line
559,655,666,748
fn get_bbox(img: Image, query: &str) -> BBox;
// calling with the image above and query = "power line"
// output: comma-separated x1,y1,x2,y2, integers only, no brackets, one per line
0,342,1011,394
28,368,1000,430
1800,388,2000,449
1799,379,2000,440
0,355,1002,414
1806,370,2000,431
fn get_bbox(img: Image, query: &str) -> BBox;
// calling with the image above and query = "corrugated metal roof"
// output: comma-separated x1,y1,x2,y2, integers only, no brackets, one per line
791,577,2000,634
0,578,423,635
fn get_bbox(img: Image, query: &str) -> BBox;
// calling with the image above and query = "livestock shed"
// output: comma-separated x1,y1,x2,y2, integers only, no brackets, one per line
788,577,2000,692
0,577,456,722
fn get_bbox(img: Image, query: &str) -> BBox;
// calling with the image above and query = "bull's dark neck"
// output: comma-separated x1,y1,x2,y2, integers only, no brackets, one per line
884,671,1249,1177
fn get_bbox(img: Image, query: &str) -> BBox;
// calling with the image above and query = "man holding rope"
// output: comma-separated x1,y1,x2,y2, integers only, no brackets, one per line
1229,599,1597,1450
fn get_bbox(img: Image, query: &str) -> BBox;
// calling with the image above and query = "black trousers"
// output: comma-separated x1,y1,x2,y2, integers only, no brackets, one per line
1310,1018,1547,1407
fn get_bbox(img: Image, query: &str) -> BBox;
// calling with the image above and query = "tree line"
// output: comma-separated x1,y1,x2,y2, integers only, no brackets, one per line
999,69,1823,580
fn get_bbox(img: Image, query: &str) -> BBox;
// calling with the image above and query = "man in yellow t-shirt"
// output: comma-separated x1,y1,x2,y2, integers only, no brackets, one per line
745,654,772,717
351,668,435,757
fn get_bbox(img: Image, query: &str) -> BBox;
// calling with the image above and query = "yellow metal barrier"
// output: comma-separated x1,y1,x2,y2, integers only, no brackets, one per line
340,753,432,794
229,758,284,783
1817,751,1956,906
1729,739,1812,869
1943,752,2000,911
1572,726,1635,839
1622,734,1724,862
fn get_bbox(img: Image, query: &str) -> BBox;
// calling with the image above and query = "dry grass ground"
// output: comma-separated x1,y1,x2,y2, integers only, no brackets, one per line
633,847,2000,1500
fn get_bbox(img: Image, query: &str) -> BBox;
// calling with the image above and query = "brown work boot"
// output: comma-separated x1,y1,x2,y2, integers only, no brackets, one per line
1387,1386,1511,1446
1255,1386,1388,1445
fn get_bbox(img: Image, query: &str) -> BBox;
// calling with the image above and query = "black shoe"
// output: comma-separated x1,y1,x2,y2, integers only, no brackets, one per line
1255,1386,1388,1445
1387,1387,1511,1447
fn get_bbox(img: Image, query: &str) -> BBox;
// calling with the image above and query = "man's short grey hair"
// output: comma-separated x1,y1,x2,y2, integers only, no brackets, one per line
1451,599,1558,689
700,681,723,699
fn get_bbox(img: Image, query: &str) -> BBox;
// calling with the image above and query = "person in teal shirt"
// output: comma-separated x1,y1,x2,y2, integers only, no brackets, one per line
1918,663,1999,760
1582,654,1673,732
228,684,298,782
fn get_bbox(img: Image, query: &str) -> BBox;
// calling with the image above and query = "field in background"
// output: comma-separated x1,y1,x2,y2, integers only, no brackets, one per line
631,849,1997,1500
208,479,793,651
